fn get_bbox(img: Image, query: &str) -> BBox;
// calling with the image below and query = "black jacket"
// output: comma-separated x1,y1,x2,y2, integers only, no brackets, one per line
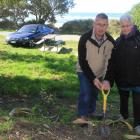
77,29,115,82
105,27,140,87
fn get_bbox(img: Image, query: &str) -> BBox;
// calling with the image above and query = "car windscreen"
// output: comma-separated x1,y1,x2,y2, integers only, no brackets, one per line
17,25,37,33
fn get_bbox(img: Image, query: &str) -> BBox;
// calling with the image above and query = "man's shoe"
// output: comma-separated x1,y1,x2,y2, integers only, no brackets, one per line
88,112,103,120
135,126,140,135
72,116,88,125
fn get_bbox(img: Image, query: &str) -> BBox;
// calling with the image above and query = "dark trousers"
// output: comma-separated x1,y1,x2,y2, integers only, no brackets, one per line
119,89,140,126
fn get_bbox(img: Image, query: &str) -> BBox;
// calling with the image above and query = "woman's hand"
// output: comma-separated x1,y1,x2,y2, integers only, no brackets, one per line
102,80,111,90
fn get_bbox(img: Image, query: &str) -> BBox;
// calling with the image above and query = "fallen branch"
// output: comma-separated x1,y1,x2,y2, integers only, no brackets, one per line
124,134,140,139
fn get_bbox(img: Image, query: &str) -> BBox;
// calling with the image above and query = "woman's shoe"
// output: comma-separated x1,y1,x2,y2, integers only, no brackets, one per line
135,125,140,135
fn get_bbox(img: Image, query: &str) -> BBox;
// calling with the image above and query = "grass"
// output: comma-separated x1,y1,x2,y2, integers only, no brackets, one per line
0,35,78,96
0,34,133,139
0,34,79,137
0,29,15,32
0,119,13,133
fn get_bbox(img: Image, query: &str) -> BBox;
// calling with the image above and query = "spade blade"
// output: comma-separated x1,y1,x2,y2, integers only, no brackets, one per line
98,124,110,138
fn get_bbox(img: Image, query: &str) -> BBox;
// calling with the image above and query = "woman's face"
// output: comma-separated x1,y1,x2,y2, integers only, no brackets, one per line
120,20,133,35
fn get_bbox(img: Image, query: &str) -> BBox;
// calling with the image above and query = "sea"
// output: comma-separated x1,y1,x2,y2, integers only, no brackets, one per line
55,12,123,27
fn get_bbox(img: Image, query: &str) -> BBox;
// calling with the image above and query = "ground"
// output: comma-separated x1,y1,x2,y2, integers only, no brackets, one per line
0,94,135,140
0,33,136,139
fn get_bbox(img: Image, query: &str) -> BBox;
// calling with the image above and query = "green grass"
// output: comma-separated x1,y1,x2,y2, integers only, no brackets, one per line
0,119,13,133
0,35,79,96
0,29,15,32
0,34,79,138
58,105,76,124
0,34,133,139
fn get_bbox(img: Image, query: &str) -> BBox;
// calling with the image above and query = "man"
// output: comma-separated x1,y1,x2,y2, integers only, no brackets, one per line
103,14,140,135
73,13,115,124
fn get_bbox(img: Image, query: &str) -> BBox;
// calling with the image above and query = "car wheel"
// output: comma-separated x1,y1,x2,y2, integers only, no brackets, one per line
29,40,35,47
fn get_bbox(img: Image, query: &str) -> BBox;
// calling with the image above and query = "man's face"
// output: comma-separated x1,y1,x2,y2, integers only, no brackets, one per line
94,17,108,37
120,20,133,35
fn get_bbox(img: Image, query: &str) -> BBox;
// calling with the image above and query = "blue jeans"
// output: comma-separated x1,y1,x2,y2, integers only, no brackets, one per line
77,72,99,116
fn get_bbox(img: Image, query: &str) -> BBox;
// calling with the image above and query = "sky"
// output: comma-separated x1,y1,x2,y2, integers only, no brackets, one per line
55,0,140,27
69,0,140,13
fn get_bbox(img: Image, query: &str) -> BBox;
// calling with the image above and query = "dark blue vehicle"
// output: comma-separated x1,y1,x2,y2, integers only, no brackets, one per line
6,24,54,47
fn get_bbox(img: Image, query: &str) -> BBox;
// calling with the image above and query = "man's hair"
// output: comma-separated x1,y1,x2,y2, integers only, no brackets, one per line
120,14,133,24
95,13,108,20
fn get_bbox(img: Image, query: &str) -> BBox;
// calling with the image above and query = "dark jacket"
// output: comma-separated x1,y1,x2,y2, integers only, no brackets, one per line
76,29,115,82
105,26,140,87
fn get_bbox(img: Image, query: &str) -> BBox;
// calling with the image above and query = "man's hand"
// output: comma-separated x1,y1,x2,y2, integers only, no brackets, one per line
102,80,110,90
93,78,102,89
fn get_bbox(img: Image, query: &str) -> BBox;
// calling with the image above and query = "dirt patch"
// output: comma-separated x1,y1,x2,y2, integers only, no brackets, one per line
0,95,135,140
3,120,130,140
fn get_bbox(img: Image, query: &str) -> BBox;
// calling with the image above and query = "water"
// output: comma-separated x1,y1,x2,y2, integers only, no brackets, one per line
56,12,123,27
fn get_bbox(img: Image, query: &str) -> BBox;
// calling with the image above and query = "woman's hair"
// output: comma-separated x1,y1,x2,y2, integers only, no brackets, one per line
120,14,133,24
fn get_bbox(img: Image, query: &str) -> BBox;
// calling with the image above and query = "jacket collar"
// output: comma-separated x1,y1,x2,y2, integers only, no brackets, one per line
91,31,107,46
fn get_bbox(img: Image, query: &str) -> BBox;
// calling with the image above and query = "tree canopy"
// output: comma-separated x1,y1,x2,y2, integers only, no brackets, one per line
129,2,140,29
28,0,74,23
0,0,74,28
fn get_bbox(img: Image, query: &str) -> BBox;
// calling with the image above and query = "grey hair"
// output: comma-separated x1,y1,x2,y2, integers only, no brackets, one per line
95,13,108,20
120,14,133,24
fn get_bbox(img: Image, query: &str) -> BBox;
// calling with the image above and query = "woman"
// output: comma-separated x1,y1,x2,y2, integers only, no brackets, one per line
103,14,140,135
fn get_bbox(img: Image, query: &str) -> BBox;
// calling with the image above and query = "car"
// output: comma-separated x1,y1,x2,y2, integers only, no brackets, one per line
6,24,55,47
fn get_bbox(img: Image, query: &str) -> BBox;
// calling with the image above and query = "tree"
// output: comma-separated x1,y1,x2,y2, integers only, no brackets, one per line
108,19,120,37
0,0,75,28
129,2,140,29
0,3,11,19
9,0,29,25
28,0,75,24
0,0,28,25
0,0,20,6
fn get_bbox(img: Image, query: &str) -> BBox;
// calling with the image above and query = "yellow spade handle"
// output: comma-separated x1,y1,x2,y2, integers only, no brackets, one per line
103,96,107,114
101,89,110,114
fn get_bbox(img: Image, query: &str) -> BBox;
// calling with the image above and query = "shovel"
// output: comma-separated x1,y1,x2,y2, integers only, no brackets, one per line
98,88,110,138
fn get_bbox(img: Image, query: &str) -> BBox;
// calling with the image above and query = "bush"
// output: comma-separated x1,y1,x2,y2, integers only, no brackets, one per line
108,19,120,37
0,19,17,30
60,19,93,35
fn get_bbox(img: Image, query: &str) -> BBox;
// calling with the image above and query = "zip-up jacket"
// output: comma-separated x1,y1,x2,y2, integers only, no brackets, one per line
105,26,140,87
76,29,115,82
